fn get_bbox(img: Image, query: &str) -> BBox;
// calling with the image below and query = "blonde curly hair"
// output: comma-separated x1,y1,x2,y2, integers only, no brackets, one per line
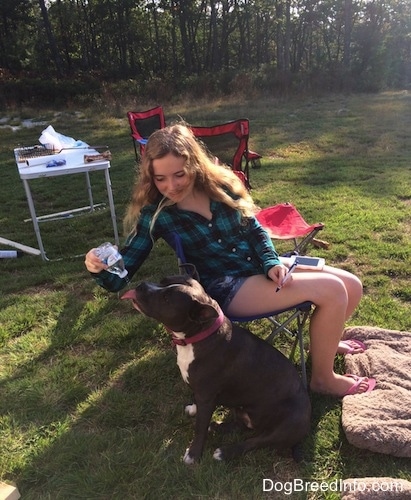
123,123,257,236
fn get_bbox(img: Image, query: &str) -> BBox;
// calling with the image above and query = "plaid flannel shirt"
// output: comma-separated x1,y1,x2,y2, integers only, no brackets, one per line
92,198,281,292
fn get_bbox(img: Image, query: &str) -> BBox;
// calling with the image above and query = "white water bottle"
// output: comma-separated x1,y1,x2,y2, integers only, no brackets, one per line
0,250,24,258
95,242,128,278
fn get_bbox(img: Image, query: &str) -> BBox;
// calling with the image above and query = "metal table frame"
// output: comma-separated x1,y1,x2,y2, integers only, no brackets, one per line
15,148,119,261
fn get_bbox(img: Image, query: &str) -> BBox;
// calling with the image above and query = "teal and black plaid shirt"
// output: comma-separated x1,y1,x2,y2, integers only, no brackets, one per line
92,198,281,292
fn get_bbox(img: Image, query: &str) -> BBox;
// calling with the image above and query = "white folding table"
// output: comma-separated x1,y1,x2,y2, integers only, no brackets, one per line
14,148,119,261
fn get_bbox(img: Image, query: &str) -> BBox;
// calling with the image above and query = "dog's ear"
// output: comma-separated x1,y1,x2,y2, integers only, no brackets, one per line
189,300,219,324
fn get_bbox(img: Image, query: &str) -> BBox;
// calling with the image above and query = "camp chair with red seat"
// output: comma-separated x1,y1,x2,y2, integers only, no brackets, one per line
163,231,311,387
127,106,166,161
248,150,263,169
256,203,327,256
190,119,258,190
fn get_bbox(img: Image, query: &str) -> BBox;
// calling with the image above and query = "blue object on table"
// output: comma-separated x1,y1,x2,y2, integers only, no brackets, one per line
46,159,67,168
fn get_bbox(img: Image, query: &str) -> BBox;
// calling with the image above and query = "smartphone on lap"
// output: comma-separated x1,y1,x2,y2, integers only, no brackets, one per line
291,255,325,270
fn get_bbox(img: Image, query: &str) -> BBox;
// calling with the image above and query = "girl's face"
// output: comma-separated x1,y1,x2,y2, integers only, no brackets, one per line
152,153,194,203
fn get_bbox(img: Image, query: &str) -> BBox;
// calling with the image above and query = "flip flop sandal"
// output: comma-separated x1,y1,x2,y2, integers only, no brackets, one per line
339,339,367,354
343,374,376,396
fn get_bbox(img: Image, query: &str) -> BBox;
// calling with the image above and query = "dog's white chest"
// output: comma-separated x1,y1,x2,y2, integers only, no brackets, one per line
176,344,195,383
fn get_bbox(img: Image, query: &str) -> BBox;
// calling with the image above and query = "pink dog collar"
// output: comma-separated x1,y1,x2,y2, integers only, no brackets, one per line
171,307,225,346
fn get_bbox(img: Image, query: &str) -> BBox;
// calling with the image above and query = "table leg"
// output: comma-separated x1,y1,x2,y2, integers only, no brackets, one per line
22,179,48,261
104,168,119,246
85,171,95,211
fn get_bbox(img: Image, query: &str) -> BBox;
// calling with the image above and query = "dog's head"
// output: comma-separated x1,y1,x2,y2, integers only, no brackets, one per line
121,275,223,336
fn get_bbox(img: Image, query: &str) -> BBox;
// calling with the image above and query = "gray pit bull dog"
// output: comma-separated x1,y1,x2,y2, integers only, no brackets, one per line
122,275,311,464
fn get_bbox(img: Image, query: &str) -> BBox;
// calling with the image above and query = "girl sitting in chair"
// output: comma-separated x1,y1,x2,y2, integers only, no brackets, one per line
85,123,375,397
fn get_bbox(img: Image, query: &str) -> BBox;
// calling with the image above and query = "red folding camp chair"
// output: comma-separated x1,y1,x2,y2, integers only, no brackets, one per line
127,106,166,160
248,150,263,169
256,203,325,256
190,119,254,190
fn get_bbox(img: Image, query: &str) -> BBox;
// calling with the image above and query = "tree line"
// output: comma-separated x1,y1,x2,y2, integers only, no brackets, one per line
0,0,410,105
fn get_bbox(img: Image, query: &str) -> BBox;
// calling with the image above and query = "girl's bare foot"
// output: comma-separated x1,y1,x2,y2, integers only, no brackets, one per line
337,339,366,355
307,339,366,355
310,373,376,397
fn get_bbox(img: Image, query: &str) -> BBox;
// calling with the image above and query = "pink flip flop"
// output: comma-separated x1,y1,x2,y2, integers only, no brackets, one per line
339,339,366,355
343,374,376,396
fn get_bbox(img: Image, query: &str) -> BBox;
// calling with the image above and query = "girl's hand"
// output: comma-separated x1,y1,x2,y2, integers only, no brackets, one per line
84,248,108,273
267,264,289,287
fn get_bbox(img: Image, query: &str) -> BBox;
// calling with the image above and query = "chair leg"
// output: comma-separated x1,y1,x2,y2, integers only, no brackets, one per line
133,140,139,162
294,227,324,255
297,310,310,388
289,330,308,388
265,307,310,388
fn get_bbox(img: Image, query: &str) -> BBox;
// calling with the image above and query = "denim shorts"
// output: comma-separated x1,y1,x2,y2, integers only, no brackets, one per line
206,276,248,313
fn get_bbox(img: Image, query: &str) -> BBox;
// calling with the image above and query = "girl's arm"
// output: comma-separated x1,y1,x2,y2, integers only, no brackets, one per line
86,210,154,292
247,216,283,276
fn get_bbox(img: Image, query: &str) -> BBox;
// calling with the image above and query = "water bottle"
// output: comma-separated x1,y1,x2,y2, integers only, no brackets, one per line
0,250,24,258
95,242,128,278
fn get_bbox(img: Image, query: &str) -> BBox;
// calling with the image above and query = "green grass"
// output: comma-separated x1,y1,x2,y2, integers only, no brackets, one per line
1,91,411,499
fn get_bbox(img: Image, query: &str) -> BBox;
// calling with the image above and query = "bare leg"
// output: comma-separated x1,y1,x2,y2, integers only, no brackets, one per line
226,272,371,397
279,258,363,320
280,261,364,354
317,264,363,320
299,265,364,355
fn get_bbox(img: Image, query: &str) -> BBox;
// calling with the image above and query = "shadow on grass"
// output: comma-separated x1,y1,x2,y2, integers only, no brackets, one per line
0,288,315,498
3,283,409,498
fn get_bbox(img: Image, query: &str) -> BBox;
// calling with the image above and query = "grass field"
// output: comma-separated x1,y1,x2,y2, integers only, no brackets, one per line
0,91,410,499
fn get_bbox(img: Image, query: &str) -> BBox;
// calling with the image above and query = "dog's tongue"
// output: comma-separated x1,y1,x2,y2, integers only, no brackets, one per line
121,290,137,301
120,289,142,312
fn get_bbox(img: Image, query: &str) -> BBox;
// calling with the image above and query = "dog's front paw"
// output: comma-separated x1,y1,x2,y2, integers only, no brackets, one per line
183,448,196,465
184,403,197,417
213,443,244,460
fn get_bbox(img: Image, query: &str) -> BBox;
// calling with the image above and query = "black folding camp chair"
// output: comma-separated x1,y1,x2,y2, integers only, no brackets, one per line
164,231,311,387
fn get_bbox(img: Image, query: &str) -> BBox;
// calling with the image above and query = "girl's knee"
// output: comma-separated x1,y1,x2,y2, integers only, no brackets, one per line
324,267,363,301
344,273,363,316
351,273,363,295
341,271,363,303
318,275,349,308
